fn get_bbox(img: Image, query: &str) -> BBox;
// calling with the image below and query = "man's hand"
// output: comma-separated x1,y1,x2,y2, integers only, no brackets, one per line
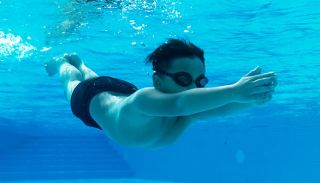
246,66,278,105
232,66,278,105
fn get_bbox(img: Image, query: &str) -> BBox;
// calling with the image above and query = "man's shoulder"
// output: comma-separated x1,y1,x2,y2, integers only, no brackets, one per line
126,87,156,100
117,86,165,116
120,87,155,106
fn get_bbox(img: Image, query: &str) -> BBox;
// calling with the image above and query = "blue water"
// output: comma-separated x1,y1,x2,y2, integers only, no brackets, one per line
0,0,320,182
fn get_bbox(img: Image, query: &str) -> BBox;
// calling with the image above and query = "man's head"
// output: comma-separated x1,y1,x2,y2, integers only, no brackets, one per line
145,38,208,93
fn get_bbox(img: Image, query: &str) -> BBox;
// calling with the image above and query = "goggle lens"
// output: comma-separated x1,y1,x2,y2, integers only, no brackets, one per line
175,73,208,87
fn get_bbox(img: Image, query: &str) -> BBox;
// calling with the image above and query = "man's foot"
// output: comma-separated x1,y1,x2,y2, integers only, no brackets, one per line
63,53,99,80
64,53,93,79
44,56,68,76
64,53,83,69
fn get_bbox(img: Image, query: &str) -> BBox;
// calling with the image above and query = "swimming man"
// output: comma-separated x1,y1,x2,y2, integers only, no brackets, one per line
44,38,278,149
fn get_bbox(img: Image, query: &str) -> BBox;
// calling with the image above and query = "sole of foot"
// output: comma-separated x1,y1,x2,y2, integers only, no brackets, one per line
64,53,84,69
44,56,68,77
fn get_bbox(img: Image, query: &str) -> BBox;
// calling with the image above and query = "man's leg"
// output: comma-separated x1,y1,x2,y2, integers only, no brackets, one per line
64,53,99,80
78,64,99,80
58,62,84,103
45,54,99,103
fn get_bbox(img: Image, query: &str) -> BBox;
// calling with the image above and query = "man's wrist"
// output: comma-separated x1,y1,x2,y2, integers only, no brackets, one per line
228,84,239,103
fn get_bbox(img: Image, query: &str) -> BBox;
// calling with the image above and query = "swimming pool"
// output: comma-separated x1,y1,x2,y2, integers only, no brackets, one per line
0,0,319,182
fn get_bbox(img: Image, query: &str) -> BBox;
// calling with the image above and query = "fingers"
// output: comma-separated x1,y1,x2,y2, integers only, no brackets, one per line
250,85,275,95
250,74,277,103
250,72,276,81
252,75,277,87
245,66,262,77
273,78,278,87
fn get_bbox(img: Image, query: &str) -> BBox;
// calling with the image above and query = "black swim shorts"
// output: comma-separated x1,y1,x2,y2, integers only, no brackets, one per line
70,76,138,130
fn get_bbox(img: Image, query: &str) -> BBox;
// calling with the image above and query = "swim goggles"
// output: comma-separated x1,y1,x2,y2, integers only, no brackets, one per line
153,68,209,88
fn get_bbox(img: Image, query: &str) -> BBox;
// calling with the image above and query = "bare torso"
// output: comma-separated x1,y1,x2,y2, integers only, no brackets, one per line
88,87,191,149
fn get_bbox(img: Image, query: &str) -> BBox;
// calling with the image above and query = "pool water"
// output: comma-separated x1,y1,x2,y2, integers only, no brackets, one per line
0,0,319,182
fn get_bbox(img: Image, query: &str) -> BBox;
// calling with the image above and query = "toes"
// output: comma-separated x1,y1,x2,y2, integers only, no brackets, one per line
70,52,77,57
63,53,71,61
57,53,83,69
69,54,82,68
70,54,81,61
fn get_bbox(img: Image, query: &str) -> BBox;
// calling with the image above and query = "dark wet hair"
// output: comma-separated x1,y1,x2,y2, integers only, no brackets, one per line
145,38,205,75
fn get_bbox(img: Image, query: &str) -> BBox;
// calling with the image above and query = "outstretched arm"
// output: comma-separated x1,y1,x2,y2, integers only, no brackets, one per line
180,66,277,124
